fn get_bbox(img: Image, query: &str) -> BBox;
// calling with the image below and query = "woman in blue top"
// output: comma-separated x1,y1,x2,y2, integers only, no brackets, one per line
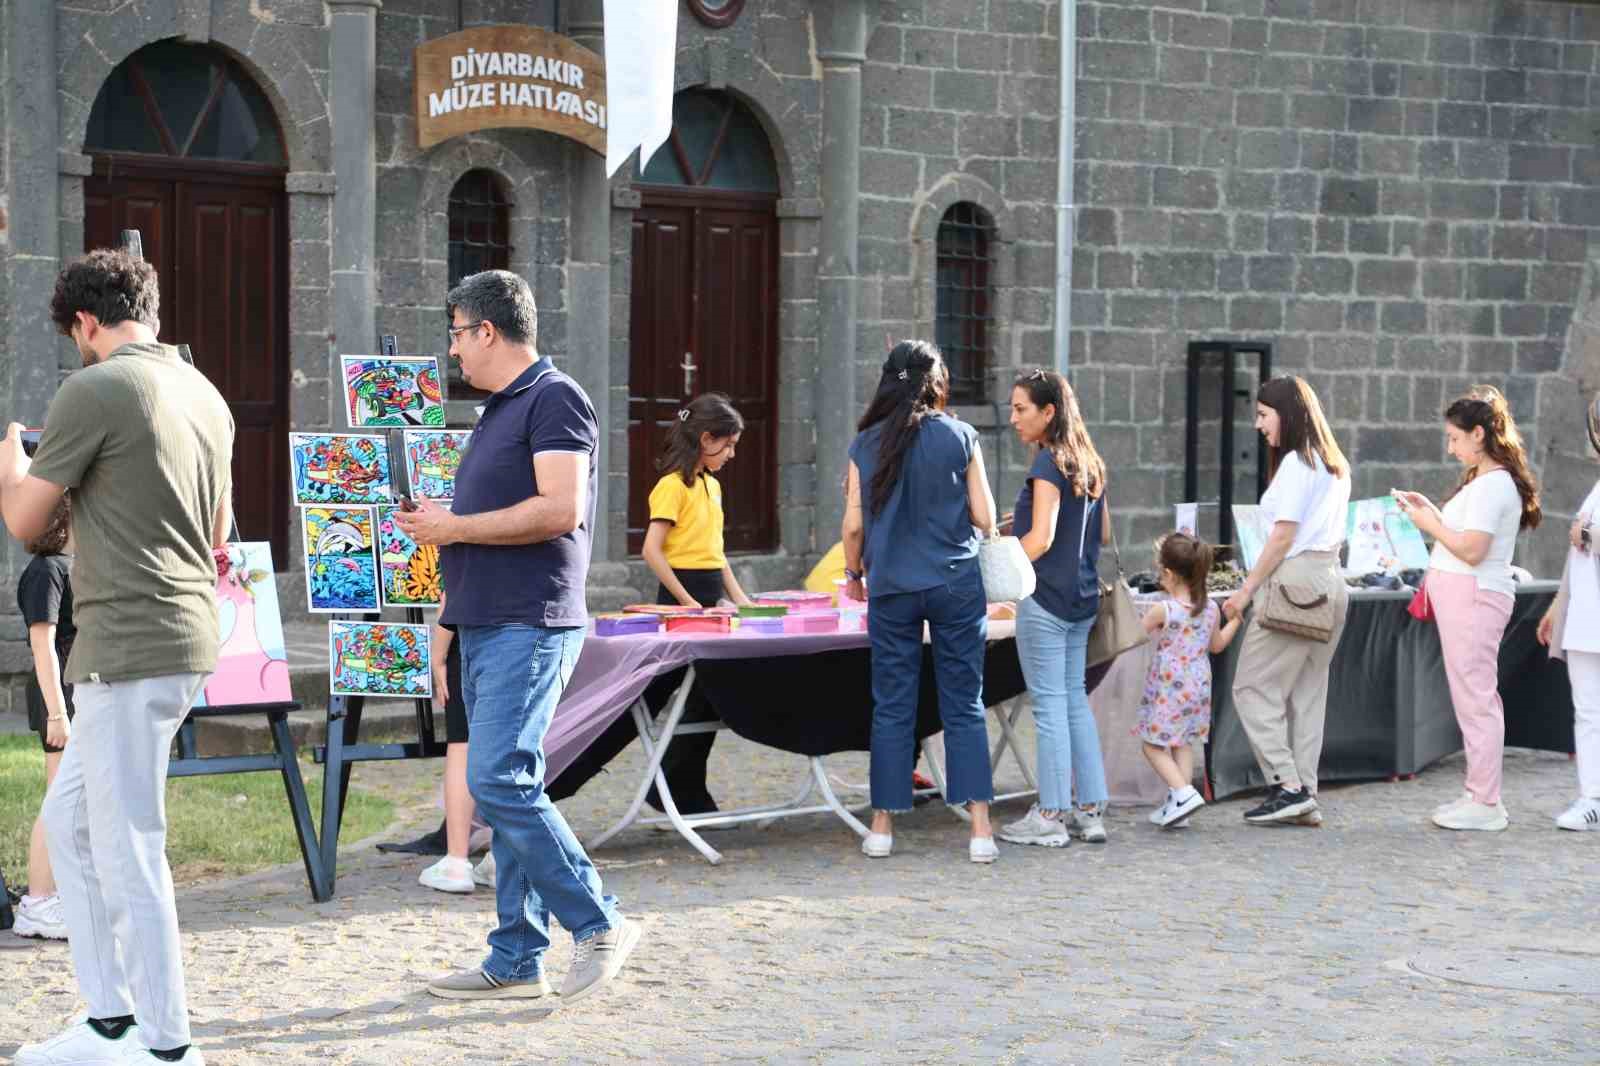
998,368,1113,848
842,341,1000,864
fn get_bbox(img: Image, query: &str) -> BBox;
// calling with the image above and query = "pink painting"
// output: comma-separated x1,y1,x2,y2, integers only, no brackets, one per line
194,542,293,708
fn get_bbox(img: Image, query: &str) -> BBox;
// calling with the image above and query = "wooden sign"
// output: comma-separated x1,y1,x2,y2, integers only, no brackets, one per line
414,26,607,153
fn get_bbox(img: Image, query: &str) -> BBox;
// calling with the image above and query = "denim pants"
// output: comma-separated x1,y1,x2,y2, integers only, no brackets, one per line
1015,596,1108,811
868,568,994,812
459,624,619,980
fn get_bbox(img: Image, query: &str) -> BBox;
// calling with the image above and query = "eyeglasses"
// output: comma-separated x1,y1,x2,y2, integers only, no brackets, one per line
446,321,486,343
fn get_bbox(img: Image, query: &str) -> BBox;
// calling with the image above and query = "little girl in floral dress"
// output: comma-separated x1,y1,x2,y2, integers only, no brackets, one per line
1136,532,1243,827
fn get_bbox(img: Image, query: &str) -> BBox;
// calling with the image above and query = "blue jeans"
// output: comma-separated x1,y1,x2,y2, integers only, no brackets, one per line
868,568,995,812
1015,596,1108,811
459,624,619,981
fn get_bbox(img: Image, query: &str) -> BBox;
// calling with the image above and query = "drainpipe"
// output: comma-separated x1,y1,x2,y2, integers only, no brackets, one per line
1053,0,1077,375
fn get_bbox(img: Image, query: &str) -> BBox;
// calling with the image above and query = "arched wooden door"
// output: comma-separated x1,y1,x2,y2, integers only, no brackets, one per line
628,89,780,554
81,41,291,567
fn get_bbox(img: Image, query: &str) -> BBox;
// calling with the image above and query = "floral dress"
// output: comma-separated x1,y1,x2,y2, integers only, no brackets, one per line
1135,596,1219,747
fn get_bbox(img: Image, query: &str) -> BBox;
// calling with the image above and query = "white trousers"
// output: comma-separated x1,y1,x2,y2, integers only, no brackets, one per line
43,672,203,1049
1565,651,1600,799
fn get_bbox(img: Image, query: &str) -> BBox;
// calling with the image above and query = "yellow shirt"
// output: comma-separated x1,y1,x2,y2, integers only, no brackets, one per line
804,541,847,593
649,472,726,570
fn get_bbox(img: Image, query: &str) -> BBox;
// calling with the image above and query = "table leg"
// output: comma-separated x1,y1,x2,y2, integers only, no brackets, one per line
811,757,871,838
990,699,1038,791
586,669,697,852
756,767,822,830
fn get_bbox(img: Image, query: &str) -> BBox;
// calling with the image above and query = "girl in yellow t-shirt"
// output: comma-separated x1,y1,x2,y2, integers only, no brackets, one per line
643,393,754,610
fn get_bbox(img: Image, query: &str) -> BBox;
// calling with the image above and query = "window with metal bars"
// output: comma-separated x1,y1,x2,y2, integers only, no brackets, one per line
934,203,995,406
446,170,513,396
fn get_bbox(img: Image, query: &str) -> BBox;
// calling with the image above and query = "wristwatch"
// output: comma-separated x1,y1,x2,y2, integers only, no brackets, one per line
844,568,863,582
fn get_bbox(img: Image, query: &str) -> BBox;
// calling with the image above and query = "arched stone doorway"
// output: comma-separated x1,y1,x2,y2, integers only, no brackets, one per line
81,40,291,566
628,88,780,554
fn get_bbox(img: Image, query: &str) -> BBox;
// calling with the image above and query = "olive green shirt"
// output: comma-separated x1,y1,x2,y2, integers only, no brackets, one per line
28,342,234,684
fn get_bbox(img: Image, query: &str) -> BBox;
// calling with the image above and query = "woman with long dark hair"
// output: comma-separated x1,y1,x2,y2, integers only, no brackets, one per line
842,341,999,863
1397,385,1540,832
997,369,1114,848
1222,376,1352,826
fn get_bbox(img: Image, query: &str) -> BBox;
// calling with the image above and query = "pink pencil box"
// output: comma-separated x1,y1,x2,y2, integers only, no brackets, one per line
757,591,833,612
665,613,732,634
594,614,659,637
783,610,839,634
738,616,786,635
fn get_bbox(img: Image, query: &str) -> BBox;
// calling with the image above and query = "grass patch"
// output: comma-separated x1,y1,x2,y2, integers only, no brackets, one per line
0,735,393,889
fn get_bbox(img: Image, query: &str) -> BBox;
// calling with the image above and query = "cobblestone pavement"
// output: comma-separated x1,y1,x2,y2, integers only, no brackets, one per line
5,724,1596,1065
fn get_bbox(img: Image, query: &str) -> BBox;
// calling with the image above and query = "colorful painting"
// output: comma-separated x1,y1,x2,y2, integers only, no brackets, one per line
403,429,471,501
1345,496,1430,577
301,507,380,612
1174,502,1198,537
329,621,432,699
289,433,392,506
194,542,292,708
341,355,445,428
376,505,442,608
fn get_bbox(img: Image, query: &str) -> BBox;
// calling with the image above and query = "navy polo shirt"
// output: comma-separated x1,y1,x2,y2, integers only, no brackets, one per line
1013,449,1103,623
440,358,598,629
847,412,980,597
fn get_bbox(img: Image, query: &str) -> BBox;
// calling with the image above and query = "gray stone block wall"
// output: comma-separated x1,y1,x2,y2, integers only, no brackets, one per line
1072,0,1600,576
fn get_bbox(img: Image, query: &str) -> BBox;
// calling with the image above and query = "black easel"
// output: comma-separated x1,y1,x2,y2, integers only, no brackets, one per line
312,335,447,900
113,228,329,900
1183,340,1273,548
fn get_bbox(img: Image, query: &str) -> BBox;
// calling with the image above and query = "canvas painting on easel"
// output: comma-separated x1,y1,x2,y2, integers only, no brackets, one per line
194,542,292,708
375,505,442,608
341,355,445,428
301,506,380,612
329,621,432,698
402,429,471,500
289,433,392,506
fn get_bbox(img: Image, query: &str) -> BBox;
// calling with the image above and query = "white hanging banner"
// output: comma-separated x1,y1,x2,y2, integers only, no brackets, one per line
602,0,678,177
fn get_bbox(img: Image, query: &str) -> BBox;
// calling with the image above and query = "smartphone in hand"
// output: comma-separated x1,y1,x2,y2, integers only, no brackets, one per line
399,495,419,513
19,429,42,457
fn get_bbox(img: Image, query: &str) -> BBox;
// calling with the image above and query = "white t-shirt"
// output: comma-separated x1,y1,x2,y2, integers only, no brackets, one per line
1563,479,1600,654
1427,468,1523,600
1259,451,1351,557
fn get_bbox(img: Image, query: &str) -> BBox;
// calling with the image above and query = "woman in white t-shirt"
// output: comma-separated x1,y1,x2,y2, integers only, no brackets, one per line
1222,377,1352,827
1537,394,1600,832
1396,385,1541,833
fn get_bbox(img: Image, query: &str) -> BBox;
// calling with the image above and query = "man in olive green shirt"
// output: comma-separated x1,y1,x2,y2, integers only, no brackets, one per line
2,248,232,1066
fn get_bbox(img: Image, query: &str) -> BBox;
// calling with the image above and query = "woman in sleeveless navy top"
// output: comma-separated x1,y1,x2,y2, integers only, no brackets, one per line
842,341,1000,864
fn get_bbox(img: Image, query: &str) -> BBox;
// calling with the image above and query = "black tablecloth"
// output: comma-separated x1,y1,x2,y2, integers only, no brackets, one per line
1207,586,1572,799
694,638,1026,756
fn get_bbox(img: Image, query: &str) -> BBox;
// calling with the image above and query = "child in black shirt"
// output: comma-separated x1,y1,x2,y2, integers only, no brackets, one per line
13,494,73,940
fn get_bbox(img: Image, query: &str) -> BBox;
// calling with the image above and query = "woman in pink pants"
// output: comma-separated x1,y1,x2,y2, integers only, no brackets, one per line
1396,386,1541,832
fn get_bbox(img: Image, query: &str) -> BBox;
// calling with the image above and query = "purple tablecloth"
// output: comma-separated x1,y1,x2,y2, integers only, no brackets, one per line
545,620,1016,781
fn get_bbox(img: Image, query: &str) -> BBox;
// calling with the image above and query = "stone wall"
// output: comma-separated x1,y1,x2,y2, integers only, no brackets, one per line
1071,0,1600,575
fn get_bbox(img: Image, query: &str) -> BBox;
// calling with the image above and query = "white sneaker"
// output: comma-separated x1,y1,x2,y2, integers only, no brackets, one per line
472,851,496,888
16,1019,145,1065
1432,800,1509,832
1555,797,1600,832
1069,807,1108,843
861,832,893,858
1159,788,1205,828
1433,790,1474,817
13,894,68,940
997,804,1070,847
969,835,998,864
418,856,475,893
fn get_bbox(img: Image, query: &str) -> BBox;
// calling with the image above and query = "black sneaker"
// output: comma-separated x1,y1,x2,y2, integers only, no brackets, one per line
1244,785,1317,824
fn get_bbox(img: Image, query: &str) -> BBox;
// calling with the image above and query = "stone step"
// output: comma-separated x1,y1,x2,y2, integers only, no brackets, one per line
189,699,425,758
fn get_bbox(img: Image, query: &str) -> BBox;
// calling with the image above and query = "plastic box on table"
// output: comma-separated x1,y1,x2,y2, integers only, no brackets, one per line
594,614,660,637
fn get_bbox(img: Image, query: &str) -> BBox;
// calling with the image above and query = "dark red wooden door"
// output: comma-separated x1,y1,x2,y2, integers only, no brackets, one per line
84,160,290,566
628,189,778,554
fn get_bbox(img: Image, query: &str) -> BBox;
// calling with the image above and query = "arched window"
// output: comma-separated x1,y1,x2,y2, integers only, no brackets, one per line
85,40,285,165
635,88,778,193
935,203,996,406
446,170,512,395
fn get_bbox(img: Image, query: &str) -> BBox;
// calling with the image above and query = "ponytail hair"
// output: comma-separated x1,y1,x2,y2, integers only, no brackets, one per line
657,392,744,487
1011,367,1106,499
24,493,70,557
1157,531,1214,617
857,340,949,516
1443,385,1541,531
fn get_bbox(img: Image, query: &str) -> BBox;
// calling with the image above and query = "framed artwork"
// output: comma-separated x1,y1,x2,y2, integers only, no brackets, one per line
194,542,292,708
341,355,445,428
375,505,442,608
329,621,432,699
1345,497,1430,577
289,433,392,506
1231,505,1273,572
402,429,472,501
300,506,380,613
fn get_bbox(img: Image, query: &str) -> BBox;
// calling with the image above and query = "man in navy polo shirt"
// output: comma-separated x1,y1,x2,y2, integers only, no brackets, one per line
396,269,640,1005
